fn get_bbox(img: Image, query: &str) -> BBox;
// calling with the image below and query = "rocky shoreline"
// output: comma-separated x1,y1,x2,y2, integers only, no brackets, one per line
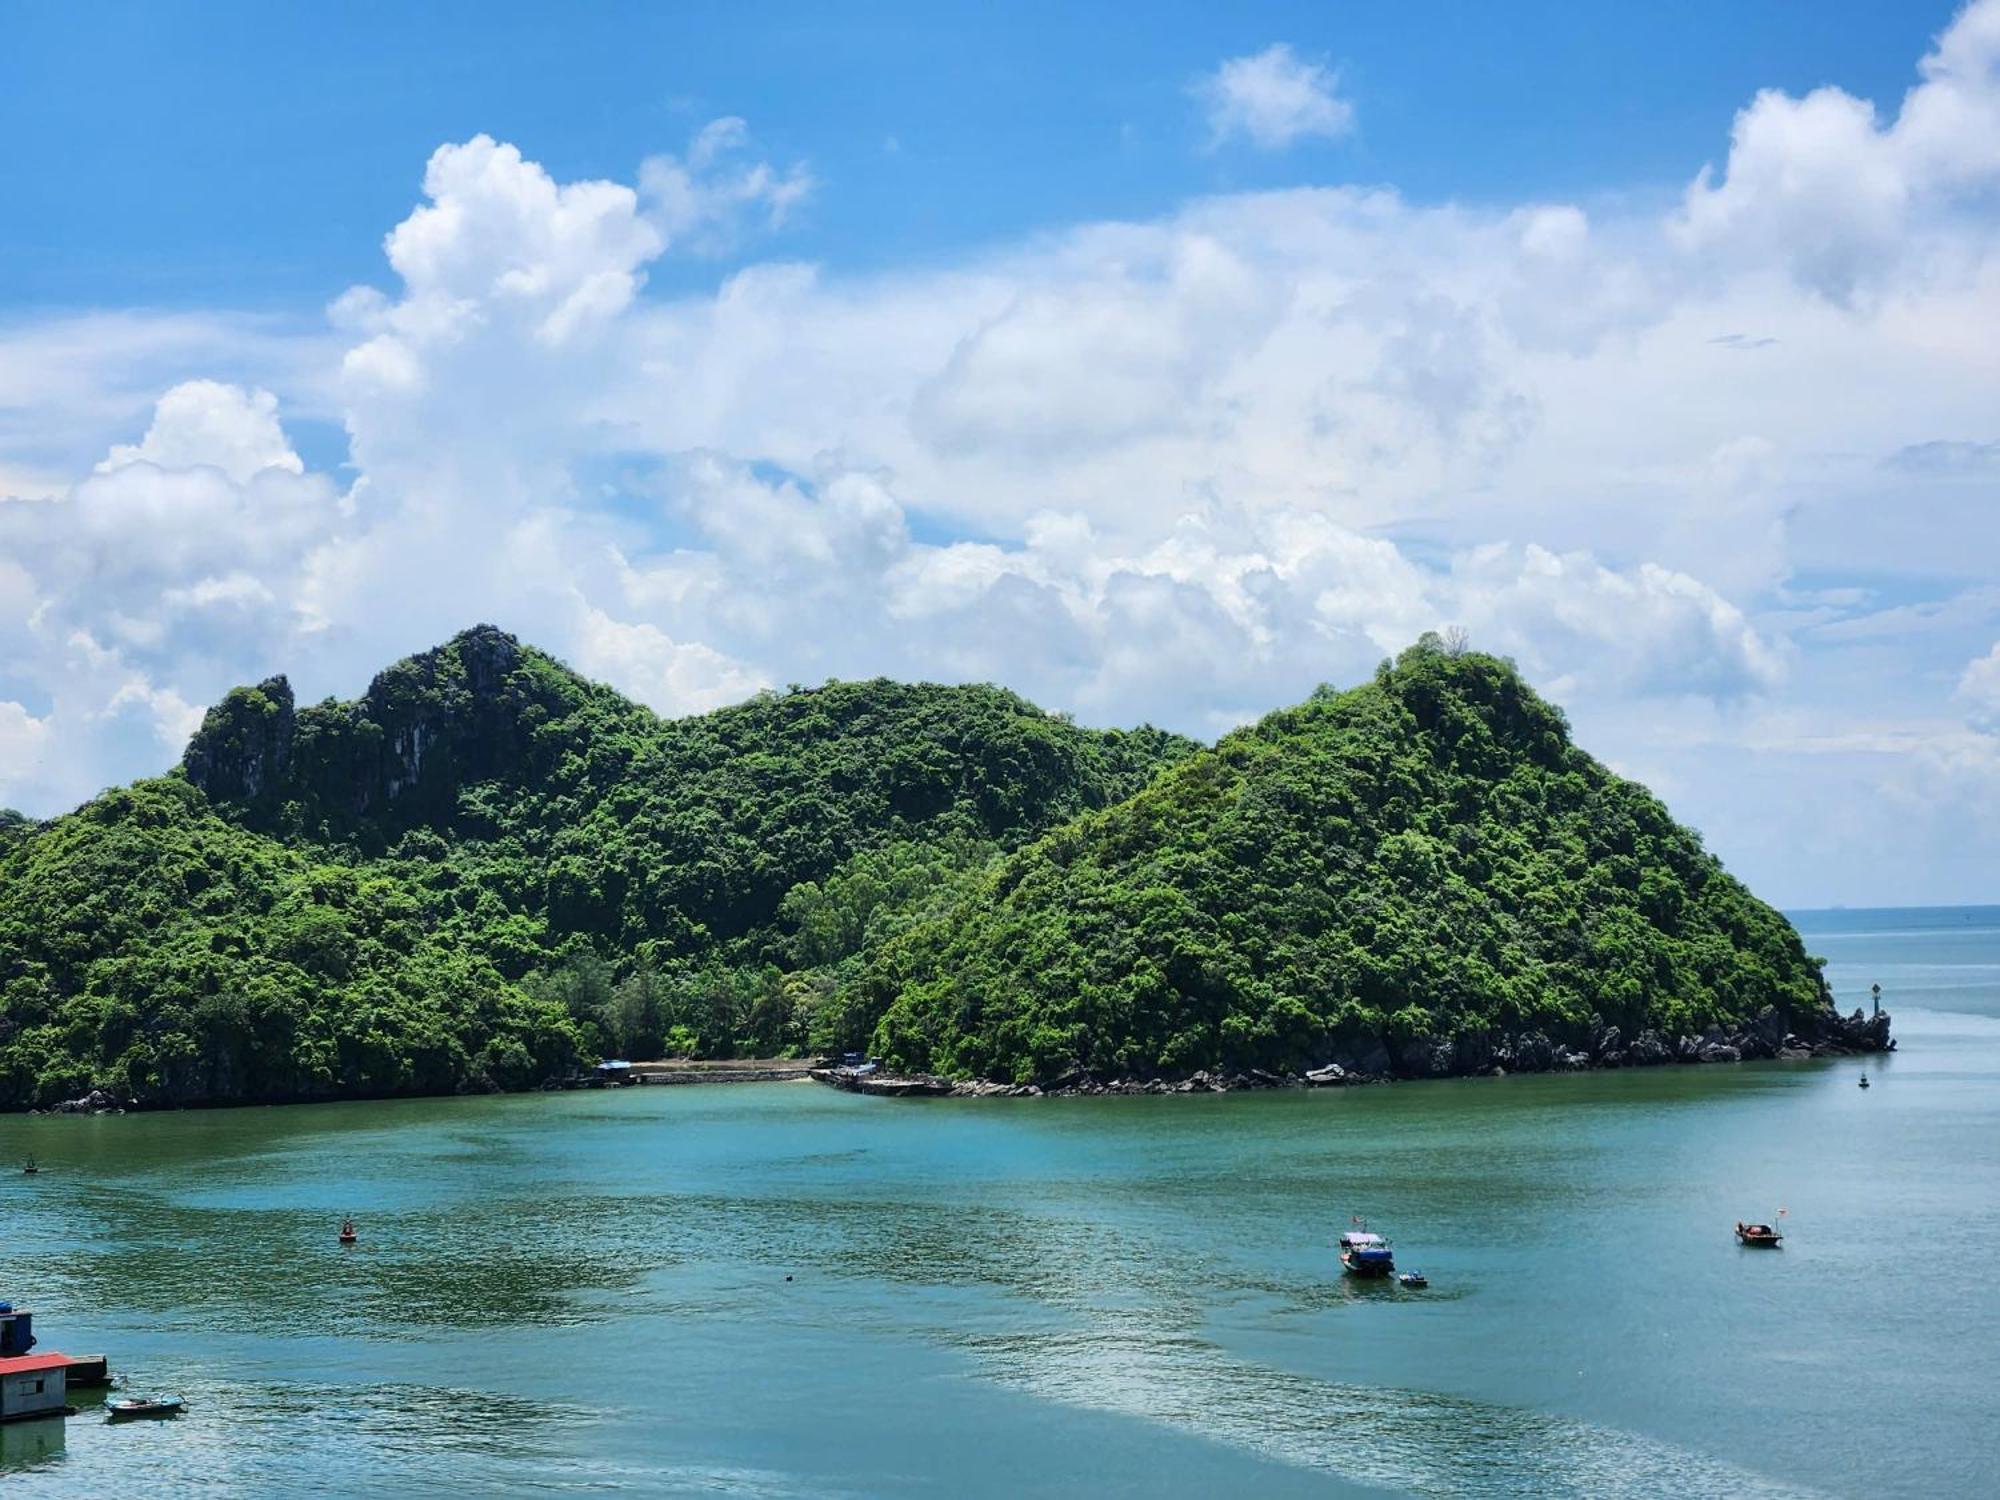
812,1004,1895,1099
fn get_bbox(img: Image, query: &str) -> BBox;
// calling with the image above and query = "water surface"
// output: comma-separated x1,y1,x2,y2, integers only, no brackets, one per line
3,908,1996,1496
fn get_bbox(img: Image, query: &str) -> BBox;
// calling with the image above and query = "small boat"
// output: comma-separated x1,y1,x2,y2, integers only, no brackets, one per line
1735,1220,1783,1247
1339,1224,1396,1277
1398,1272,1428,1289
107,1395,186,1421
21,1157,37,1175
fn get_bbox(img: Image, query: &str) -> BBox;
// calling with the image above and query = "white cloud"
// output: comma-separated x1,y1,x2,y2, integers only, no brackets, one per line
1958,640,2000,726
1196,43,1354,150
1448,544,1785,700
639,117,814,255
97,380,303,484
569,604,768,716
1673,0,2000,299
3,28,2000,906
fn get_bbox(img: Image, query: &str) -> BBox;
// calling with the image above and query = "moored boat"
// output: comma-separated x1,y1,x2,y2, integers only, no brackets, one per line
1398,1271,1428,1288
1339,1225,1395,1277
107,1395,185,1421
1734,1220,1783,1247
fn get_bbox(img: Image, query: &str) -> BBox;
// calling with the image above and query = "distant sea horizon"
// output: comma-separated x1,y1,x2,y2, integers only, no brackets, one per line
1786,902,2000,1023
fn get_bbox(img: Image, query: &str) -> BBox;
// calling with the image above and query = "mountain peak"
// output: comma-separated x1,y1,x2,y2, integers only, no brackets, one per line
180,625,609,838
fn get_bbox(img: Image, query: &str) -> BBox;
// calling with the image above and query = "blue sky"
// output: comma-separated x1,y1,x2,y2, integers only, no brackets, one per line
3,1,2000,908
0,2,1946,306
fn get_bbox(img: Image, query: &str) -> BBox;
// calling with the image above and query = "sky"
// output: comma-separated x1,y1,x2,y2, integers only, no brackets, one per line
2,1,1998,908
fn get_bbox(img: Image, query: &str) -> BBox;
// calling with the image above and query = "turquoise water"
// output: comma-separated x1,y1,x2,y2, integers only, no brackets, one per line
3,909,1998,1497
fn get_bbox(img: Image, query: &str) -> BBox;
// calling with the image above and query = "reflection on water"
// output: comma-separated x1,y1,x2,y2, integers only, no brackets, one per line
4,939,2000,1495
958,1324,1824,1499
0,1416,66,1471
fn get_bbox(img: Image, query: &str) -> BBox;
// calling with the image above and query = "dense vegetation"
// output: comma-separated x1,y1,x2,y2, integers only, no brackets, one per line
0,627,1193,1106
0,626,1837,1109
863,640,1829,1084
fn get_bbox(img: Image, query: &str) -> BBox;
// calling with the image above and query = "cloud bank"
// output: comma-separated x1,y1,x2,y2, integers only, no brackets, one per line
4,3,2000,905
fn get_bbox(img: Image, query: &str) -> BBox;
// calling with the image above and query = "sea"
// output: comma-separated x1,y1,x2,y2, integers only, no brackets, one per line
2,906,1997,1497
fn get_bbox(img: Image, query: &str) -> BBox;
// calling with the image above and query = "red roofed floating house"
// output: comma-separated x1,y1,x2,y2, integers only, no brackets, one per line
0,1353,69,1423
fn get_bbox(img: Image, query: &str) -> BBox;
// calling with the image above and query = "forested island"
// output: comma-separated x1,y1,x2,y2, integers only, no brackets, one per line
0,626,1887,1110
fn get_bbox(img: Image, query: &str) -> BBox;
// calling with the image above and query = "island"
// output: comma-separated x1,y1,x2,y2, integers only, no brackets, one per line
0,627,1888,1112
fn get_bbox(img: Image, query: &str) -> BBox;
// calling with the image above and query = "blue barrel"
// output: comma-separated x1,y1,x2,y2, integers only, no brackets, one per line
0,1309,33,1355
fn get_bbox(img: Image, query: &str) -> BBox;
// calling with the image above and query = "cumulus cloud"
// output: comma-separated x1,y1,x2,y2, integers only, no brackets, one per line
5,15,2000,907
1673,0,2000,298
1196,44,1354,150
1958,640,2000,726
568,604,768,716
639,117,814,255
97,380,303,483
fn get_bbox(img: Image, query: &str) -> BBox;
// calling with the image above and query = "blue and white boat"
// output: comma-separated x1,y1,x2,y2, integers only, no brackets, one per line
1339,1225,1396,1277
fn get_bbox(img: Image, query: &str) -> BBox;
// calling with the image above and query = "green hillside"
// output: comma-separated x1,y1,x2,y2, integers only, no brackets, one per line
862,639,1833,1084
0,628,1858,1110
0,627,1195,1107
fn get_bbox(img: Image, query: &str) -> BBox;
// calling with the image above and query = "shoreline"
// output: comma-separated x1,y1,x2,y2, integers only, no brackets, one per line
13,1057,819,1118
11,1010,1893,1116
814,1006,1897,1099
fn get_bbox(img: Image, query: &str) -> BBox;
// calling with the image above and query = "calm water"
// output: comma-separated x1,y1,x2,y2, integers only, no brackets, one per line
4,909,1999,1497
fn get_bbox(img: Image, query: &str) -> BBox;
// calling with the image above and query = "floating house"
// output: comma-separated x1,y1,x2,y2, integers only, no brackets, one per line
0,1354,67,1423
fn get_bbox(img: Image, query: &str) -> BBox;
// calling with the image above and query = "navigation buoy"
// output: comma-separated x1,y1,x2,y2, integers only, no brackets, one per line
338,1217,358,1244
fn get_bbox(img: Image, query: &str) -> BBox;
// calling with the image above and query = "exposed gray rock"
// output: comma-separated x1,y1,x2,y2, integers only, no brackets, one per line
1629,1030,1670,1065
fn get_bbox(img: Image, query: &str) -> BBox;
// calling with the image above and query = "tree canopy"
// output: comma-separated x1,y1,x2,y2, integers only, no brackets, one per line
0,628,1830,1108
862,638,1826,1084
0,628,1194,1106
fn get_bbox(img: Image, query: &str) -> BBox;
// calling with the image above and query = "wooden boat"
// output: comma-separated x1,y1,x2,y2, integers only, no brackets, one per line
1339,1226,1395,1277
1398,1272,1428,1288
107,1395,185,1421
1734,1220,1783,1247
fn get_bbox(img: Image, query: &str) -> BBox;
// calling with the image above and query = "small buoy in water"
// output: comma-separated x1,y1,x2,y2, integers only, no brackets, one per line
784,1274,794,1282
1859,1075,1871,1089
338,1217,358,1244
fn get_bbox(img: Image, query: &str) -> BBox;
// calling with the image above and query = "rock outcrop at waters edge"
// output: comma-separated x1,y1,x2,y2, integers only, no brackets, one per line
820,1004,1895,1099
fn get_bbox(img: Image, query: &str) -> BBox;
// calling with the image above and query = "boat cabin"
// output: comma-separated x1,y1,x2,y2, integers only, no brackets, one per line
0,1354,67,1423
1338,1230,1397,1276
0,1304,34,1357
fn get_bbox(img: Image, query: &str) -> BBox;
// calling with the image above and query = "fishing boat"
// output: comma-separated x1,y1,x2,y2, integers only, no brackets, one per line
1734,1220,1783,1247
1398,1271,1429,1289
1339,1223,1396,1277
107,1395,185,1421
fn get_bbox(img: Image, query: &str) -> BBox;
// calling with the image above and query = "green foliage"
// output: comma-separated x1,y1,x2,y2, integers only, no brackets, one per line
1,629,1195,1107
863,641,1827,1083
1,628,1826,1106
0,779,582,1107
